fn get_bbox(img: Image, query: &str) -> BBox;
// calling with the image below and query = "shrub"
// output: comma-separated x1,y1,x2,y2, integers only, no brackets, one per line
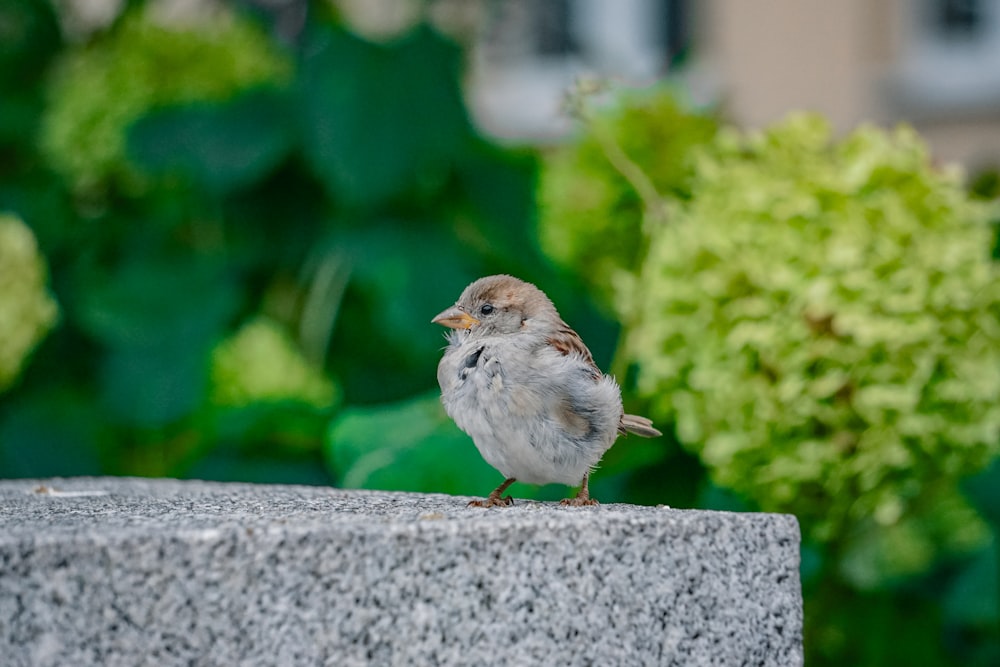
621,114,1000,545
211,316,338,410
538,86,717,305
39,7,290,192
0,214,57,392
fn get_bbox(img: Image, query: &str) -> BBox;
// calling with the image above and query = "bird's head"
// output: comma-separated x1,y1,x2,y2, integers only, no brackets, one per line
432,275,556,338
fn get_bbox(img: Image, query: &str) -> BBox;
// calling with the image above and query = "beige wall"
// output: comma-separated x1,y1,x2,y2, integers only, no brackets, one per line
697,0,1000,170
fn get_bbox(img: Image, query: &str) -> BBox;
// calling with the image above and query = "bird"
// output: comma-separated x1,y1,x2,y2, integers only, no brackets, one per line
432,275,661,507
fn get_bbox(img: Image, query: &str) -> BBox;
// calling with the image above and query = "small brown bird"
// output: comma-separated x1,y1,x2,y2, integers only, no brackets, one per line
432,275,661,507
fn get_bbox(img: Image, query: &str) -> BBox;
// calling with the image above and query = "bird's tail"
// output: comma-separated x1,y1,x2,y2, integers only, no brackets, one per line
620,414,662,438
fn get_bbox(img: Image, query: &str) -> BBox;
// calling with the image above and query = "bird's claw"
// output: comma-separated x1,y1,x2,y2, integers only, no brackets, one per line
468,494,514,508
560,496,599,507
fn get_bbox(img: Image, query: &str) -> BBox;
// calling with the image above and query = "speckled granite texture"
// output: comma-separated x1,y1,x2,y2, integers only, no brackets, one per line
0,477,802,666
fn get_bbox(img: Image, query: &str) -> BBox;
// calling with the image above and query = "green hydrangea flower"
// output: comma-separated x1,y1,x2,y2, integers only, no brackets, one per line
0,214,58,392
622,114,1000,544
40,8,290,191
211,317,338,410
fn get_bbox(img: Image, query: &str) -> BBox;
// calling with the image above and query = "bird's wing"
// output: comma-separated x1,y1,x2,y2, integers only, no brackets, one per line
545,322,601,378
547,320,662,439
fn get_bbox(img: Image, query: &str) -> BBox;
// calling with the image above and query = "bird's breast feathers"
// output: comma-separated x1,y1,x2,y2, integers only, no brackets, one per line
437,338,622,484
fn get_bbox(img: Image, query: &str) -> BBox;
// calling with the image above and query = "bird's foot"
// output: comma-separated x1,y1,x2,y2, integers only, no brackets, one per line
560,496,599,507
562,473,599,506
468,478,517,508
467,494,514,508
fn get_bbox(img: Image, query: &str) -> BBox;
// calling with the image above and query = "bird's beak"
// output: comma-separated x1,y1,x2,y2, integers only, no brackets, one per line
432,307,479,329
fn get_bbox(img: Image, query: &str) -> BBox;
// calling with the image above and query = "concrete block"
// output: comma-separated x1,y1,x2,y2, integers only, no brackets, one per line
0,477,802,666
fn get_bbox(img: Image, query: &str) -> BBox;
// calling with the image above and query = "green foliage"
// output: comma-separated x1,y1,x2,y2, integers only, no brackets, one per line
326,392,513,495
128,89,293,193
211,316,338,409
623,114,1000,549
0,0,60,149
298,24,471,206
76,256,240,427
40,7,290,191
0,214,58,392
0,6,574,490
0,391,106,477
836,487,989,588
0,0,59,87
539,86,717,303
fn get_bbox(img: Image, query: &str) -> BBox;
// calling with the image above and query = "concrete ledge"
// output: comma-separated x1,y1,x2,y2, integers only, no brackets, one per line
0,478,803,666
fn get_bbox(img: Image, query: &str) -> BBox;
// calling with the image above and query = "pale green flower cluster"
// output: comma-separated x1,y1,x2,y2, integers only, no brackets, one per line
622,114,1000,544
0,215,58,392
211,317,338,410
40,8,290,191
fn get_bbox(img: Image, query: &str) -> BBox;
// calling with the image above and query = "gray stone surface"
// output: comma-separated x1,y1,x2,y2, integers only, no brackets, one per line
0,477,802,666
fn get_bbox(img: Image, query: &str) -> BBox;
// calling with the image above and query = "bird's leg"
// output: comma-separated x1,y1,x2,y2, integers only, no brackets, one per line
560,472,599,507
468,478,516,508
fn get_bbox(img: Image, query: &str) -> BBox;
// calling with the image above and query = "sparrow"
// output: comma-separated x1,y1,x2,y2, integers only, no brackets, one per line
432,275,661,507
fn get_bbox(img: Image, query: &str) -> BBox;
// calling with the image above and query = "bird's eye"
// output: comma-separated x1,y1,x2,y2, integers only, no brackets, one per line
479,304,495,316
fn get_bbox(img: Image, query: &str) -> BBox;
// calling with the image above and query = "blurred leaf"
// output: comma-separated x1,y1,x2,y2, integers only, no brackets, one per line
838,489,990,591
944,537,999,628
969,168,1000,200
99,340,213,427
77,258,239,347
0,92,43,150
328,220,484,403
128,89,293,192
0,175,76,254
0,391,105,477
298,24,470,205
455,143,539,264
221,160,328,269
77,258,241,426
800,543,826,587
603,441,705,508
965,457,1000,529
697,479,753,513
209,402,333,453
183,447,332,486
171,401,333,480
0,0,61,89
326,391,510,496
806,579,953,666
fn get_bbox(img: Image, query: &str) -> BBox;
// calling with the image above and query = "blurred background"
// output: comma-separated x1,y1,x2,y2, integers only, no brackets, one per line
2,0,1000,664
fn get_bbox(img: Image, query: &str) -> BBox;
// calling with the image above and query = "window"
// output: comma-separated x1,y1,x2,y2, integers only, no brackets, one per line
888,0,1000,116
470,0,687,139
